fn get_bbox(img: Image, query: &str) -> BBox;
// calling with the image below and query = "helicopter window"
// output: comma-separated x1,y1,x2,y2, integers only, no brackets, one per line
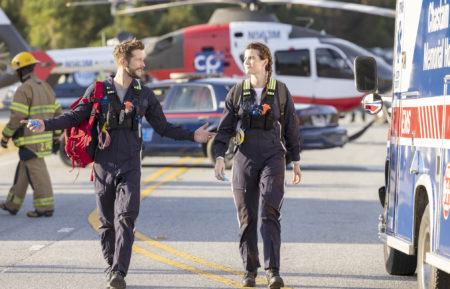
274,50,310,77
154,37,173,52
315,48,353,79
168,85,214,111
152,86,171,106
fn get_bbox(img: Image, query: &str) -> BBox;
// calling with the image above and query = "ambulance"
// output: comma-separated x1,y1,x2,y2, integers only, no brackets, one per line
354,0,450,288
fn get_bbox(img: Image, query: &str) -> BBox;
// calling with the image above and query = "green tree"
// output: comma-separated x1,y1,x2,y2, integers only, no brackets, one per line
20,0,111,49
0,0,27,37
274,0,395,48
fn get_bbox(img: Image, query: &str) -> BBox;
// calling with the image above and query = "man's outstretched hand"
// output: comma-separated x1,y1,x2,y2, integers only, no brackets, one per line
194,123,216,143
21,119,45,133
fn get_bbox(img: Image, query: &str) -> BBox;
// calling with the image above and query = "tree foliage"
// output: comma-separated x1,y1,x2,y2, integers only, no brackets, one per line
1,0,396,50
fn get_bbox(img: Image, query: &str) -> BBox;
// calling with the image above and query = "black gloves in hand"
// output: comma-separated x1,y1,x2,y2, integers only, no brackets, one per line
52,138,60,154
1,136,9,149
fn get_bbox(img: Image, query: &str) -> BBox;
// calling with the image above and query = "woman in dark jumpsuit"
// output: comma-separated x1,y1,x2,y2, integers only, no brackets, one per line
213,42,302,289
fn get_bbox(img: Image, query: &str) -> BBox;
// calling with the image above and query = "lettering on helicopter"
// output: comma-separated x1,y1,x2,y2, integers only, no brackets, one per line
64,59,94,68
247,30,281,42
194,51,224,73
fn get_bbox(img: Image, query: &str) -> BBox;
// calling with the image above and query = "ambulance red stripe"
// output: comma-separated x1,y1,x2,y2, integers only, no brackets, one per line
393,101,446,140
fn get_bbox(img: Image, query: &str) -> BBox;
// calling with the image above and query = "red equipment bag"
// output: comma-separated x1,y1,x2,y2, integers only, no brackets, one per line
64,81,104,171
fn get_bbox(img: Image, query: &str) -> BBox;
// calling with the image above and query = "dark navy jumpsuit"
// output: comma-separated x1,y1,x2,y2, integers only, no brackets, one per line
213,80,300,271
44,77,195,275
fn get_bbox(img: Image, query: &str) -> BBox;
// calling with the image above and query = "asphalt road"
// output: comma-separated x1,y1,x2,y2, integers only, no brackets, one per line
0,116,417,289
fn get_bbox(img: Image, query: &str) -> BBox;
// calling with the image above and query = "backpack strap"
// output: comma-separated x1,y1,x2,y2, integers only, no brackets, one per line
266,78,276,97
88,81,104,128
276,80,287,134
132,79,142,115
132,79,142,136
232,81,245,119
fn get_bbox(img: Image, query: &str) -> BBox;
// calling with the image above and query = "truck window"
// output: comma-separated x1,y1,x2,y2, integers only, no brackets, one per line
168,85,214,111
152,86,171,106
275,49,310,77
316,48,353,79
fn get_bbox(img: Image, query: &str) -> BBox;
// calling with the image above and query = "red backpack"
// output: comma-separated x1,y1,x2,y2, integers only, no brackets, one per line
64,81,104,173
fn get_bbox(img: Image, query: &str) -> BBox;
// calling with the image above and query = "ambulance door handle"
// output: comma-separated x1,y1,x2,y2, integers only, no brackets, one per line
437,155,441,176
409,150,423,175
197,116,209,121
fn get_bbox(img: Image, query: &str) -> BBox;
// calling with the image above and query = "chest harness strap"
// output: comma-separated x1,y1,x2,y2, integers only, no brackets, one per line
241,78,277,130
98,80,142,149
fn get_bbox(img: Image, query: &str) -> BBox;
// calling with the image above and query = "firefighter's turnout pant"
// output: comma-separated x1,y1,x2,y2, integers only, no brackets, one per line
232,150,286,271
94,161,140,276
6,157,54,212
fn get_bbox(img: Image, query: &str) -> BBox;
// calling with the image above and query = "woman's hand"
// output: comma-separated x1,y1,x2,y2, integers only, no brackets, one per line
292,163,302,184
215,157,226,180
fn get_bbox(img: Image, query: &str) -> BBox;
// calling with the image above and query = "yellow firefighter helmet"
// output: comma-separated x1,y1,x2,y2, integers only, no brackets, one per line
11,52,40,71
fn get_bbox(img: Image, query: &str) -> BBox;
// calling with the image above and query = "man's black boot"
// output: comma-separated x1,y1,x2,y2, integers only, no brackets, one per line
0,202,17,215
242,270,257,287
108,271,126,289
266,268,284,289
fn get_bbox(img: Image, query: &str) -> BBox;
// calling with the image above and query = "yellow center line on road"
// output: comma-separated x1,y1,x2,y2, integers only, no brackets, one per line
89,156,195,227
88,156,292,289
133,244,243,288
140,156,192,200
140,156,205,201
134,231,277,288
141,156,192,184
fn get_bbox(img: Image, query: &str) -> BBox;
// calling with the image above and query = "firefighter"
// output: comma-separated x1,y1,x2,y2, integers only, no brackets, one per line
23,39,214,289
0,52,62,218
213,42,302,289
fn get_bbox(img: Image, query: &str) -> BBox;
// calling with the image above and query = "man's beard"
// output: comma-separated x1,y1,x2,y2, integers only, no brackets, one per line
125,66,141,79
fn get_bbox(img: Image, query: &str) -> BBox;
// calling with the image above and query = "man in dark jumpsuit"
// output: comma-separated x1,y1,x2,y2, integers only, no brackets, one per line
24,39,214,289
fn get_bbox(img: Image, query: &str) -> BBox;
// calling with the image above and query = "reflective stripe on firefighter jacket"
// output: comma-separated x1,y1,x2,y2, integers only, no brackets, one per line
1,73,62,157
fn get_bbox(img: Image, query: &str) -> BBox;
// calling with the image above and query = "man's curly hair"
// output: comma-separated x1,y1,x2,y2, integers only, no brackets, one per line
113,38,145,64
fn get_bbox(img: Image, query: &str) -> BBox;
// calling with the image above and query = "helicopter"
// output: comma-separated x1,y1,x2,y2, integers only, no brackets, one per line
0,1,395,112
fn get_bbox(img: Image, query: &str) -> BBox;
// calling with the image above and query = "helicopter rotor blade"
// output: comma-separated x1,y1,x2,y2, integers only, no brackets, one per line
115,0,243,15
259,0,395,18
72,0,395,18
65,0,157,7
66,0,116,7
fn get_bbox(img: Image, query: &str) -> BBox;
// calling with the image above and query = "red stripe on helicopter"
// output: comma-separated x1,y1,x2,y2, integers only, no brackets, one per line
30,51,56,81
